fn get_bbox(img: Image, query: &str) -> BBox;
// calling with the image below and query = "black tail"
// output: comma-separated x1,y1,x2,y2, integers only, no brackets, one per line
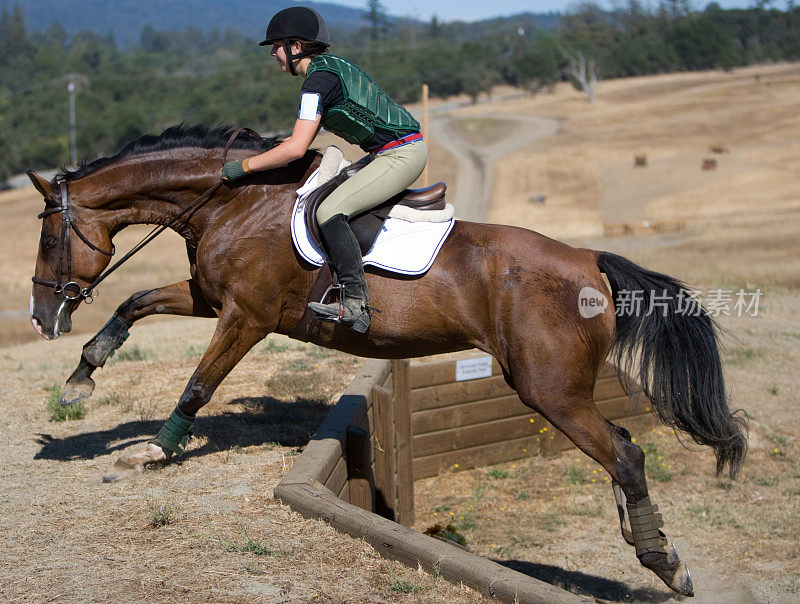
596,251,747,479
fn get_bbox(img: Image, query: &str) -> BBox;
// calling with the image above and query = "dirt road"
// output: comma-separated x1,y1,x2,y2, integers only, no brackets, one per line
430,111,559,221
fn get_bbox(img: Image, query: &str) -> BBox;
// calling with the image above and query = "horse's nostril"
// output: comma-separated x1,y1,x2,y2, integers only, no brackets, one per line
31,316,47,338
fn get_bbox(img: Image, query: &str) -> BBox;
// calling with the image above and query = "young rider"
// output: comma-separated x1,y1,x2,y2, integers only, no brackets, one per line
221,7,427,333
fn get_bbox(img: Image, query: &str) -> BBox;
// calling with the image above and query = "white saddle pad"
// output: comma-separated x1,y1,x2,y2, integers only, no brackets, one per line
291,164,455,276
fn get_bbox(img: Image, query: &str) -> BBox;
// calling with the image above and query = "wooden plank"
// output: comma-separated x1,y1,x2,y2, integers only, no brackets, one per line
410,355,617,390
346,425,373,512
412,394,532,435
413,434,546,479
324,455,348,497
413,414,548,458
410,354,502,389
274,480,592,604
392,359,415,527
372,384,396,520
411,374,514,412
338,481,349,502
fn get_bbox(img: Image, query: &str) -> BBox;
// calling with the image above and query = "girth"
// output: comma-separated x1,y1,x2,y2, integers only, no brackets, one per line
302,157,447,255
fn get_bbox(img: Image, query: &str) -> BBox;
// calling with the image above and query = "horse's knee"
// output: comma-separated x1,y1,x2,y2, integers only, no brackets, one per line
117,289,158,320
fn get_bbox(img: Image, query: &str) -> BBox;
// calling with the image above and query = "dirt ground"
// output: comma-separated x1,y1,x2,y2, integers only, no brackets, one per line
1,64,799,602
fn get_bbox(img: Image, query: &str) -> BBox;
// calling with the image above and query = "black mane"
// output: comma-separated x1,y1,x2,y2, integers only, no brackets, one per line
55,124,281,184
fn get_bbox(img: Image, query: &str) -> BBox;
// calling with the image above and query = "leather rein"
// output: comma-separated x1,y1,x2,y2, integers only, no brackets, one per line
32,127,252,304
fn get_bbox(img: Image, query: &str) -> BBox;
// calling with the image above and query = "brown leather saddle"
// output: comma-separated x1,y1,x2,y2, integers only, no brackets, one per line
302,157,447,255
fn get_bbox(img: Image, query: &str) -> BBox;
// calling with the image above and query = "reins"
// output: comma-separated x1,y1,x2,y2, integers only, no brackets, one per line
32,127,253,303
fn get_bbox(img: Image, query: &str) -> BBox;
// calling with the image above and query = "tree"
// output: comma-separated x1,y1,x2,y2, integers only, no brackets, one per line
365,0,390,41
568,52,598,102
0,5,34,63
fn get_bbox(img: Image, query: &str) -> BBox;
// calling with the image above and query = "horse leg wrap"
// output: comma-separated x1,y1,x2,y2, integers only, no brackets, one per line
627,496,667,556
612,481,635,546
150,408,194,456
627,495,694,596
82,313,132,366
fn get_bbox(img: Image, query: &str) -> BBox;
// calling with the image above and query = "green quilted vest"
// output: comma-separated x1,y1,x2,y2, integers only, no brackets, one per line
306,55,420,146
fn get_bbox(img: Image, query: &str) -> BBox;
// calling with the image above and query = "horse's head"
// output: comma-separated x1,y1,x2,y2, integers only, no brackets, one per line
28,171,114,339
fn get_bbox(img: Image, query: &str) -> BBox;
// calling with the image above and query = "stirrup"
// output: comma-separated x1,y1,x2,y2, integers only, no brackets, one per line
308,296,371,332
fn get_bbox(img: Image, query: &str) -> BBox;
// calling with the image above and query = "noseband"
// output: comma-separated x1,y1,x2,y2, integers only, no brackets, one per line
32,181,114,303
31,127,253,304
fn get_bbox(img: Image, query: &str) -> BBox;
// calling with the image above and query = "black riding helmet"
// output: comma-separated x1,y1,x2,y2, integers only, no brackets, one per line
259,7,331,76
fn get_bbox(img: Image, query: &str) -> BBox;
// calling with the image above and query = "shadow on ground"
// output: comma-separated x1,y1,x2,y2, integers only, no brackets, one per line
33,396,330,462
495,559,679,603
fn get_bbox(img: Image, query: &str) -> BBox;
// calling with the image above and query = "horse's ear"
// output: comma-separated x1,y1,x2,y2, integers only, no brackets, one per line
27,171,54,198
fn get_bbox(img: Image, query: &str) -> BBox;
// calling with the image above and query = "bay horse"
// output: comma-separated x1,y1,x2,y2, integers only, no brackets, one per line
28,125,746,597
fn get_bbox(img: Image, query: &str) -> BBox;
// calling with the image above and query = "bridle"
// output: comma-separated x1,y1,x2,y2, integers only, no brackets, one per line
31,127,253,304
32,181,114,303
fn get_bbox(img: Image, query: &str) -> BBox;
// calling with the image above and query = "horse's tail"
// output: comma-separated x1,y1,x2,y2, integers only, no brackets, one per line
595,250,747,479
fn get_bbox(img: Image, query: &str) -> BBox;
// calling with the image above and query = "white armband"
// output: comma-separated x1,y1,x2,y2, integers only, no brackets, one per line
298,93,321,121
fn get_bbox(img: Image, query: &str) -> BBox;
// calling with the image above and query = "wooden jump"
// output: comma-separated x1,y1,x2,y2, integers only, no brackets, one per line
275,356,596,603
274,352,655,602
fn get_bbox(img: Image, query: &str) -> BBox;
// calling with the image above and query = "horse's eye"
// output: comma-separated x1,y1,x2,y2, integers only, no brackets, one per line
42,234,59,251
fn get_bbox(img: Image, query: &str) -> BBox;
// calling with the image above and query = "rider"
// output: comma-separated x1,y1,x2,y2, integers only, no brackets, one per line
221,7,427,333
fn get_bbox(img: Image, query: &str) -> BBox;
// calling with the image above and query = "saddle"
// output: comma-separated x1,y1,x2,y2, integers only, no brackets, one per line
302,153,447,255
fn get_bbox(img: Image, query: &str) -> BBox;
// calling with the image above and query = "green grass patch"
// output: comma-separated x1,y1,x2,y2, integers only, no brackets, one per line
754,475,778,487
45,384,86,422
565,462,588,485
285,358,312,372
643,442,672,482
224,528,282,557
306,344,331,358
388,579,423,594
488,468,509,479
723,345,757,365
261,338,292,354
184,344,205,358
540,508,564,532
111,345,152,363
515,490,530,501
687,504,743,529
149,503,173,528
565,501,603,517
452,513,477,531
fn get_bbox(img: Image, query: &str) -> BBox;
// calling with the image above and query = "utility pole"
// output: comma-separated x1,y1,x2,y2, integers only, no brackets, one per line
68,77,77,166
65,73,88,167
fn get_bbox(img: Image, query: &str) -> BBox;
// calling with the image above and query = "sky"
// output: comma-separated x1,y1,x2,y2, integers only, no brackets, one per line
325,0,779,22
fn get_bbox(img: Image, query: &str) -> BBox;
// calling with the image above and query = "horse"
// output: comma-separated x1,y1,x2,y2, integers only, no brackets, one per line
28,124,747,597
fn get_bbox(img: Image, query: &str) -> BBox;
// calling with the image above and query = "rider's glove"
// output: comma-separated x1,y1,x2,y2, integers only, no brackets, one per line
221,159,250,182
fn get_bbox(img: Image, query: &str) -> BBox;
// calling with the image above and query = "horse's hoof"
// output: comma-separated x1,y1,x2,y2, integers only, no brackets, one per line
60,377,95,406
670,564,694,597
640,546,694,597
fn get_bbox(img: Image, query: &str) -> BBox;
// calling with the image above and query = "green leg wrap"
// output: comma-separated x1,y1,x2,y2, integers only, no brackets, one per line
151,408,194,455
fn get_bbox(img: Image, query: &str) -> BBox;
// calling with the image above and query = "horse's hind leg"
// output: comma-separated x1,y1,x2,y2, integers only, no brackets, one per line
511,364,693,596
60,280,215,405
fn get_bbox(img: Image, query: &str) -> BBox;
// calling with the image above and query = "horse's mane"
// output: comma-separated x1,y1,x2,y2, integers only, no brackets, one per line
55,123,281,184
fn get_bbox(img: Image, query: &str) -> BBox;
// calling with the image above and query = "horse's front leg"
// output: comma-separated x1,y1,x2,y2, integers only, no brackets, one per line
102,305,271,482
60,280,216,405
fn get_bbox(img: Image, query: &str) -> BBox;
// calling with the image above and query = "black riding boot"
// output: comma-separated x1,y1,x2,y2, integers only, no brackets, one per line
307,214,371,333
